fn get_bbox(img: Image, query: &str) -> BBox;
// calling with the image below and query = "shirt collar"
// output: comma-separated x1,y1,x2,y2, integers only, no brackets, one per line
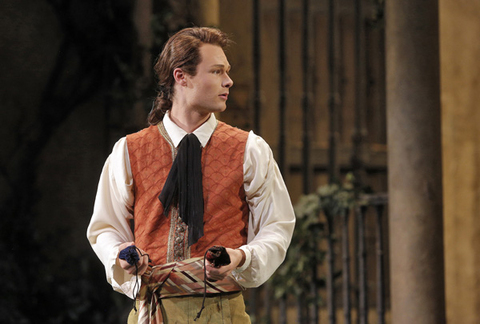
163,111,217,148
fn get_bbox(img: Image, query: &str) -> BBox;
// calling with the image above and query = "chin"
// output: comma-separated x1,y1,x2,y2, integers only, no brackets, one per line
210,105,227,113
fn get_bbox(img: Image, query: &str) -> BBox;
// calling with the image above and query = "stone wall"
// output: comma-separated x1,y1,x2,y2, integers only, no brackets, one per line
440,1,480,323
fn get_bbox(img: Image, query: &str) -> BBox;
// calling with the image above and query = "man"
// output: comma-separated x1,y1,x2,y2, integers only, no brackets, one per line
87,27,295,323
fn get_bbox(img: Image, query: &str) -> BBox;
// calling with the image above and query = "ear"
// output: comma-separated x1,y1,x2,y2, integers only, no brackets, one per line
173,68,187,86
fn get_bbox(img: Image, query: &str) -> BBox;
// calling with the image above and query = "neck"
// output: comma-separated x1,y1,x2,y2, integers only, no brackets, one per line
169,107,210,133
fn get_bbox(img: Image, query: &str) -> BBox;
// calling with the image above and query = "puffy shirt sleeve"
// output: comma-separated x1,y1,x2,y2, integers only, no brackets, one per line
86,137,137,298
232,132,296,288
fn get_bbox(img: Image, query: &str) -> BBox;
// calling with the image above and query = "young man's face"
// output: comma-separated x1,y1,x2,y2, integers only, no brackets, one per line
183,43,233,115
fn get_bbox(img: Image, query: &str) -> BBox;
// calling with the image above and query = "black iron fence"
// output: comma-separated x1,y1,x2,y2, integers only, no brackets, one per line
244,0,387,323
245,192,388,324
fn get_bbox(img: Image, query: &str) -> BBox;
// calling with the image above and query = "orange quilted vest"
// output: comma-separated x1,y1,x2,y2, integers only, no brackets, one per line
126,121,249,265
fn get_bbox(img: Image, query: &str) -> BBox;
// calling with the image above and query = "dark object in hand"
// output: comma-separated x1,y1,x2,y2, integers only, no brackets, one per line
206,246,231,268
119,245,140,265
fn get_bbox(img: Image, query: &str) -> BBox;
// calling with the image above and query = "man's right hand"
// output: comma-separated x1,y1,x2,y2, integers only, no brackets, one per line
116,242,149,276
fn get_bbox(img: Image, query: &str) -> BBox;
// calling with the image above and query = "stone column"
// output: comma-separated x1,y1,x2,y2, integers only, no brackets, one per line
386,0,446,323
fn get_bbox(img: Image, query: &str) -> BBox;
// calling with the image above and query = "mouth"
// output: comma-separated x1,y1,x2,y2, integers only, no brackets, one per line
219,93,229,100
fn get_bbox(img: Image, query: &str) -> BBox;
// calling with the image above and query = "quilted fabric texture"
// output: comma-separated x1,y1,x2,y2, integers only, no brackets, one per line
126,122,249,265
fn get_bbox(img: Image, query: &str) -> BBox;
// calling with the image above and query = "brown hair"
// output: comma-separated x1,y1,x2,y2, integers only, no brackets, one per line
148,27,231,125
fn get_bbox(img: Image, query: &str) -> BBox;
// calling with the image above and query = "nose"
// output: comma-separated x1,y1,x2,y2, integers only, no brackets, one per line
224,74,233,88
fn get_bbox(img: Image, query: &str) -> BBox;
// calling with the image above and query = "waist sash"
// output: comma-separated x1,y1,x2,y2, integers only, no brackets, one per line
137,257,243,324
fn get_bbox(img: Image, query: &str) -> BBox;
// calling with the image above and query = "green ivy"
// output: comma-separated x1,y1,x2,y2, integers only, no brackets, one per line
270,174,356,302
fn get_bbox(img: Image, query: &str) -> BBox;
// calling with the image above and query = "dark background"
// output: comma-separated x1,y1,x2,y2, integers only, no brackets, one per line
0,1,191,322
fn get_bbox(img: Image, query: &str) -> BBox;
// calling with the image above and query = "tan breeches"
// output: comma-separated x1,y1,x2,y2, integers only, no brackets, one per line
128,292,251,324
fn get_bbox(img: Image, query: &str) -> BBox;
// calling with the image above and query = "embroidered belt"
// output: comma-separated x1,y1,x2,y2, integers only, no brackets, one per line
137,257,243,324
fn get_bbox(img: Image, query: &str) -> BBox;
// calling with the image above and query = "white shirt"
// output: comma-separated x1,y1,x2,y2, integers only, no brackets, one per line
86,113,296,298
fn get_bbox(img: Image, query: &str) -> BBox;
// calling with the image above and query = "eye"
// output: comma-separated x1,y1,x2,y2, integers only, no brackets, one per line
212,69,222,75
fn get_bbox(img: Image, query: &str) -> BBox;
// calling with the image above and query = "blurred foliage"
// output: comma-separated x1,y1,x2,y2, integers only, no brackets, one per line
0,0,185,323
269,174,356,305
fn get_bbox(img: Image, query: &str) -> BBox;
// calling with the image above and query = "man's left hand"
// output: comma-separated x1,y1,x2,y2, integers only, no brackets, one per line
205,248,245,281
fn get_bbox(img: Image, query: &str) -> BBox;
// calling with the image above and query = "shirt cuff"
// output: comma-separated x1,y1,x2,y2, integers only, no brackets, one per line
234,246,251,273
109,245,137,299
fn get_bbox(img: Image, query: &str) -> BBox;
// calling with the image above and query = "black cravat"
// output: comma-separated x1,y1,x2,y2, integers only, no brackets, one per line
158,133,204,246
